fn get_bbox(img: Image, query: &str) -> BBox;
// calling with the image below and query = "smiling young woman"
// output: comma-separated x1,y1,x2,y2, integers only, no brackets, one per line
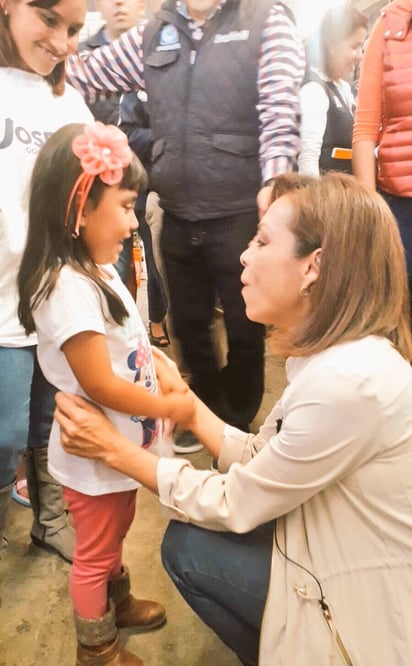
0,0,93,569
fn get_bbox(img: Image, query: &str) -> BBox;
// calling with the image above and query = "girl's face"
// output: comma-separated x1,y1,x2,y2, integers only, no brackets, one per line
80,184,138,266
240,196,318,330
4,0,85,76
328,26,367,81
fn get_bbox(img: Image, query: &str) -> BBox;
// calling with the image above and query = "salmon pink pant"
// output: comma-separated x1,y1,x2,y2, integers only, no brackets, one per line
64,487,137,619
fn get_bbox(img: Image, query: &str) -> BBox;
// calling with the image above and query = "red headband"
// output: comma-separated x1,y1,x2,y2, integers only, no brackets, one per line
65,121,133,238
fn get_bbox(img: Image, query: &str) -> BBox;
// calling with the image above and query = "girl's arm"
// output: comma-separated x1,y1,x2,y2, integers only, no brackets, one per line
62,330,194,424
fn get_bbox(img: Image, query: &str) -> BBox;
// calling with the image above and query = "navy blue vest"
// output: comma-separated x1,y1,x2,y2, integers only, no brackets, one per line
142,0,279,220
305,72,354,174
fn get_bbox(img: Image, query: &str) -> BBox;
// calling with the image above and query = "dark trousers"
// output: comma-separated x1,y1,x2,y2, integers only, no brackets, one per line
160,210,265,428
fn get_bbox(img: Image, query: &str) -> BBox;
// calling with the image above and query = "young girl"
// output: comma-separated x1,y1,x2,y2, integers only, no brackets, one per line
18,121,194,665
0,0,93,563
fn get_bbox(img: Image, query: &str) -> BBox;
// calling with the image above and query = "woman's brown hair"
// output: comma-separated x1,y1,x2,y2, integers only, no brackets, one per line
0,0,67,95
269,173,412,360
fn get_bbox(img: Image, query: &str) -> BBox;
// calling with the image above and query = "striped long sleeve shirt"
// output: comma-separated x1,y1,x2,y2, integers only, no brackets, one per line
67,1,305,183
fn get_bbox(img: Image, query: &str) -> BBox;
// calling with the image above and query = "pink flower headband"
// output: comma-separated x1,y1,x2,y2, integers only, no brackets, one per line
65,121,133,238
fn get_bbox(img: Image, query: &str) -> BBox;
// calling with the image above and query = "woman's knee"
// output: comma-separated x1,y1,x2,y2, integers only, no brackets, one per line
161,520,208,584
161,520,186,578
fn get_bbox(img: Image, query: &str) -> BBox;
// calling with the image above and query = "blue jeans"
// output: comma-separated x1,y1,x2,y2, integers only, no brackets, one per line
0,346,56,487
161,520,273,666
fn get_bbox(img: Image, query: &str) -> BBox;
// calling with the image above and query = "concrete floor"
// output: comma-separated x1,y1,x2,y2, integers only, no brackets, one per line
0,280,287,666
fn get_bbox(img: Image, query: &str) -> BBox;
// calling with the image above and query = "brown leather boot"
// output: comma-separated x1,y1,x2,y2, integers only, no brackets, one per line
108,566,166,631
75,602,144,665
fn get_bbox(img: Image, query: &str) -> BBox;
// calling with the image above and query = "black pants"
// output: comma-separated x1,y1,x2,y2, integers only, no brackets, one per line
160,210,265,428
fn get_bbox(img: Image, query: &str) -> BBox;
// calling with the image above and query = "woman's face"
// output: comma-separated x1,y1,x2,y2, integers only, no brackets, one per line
240,196,317,330
5,0,85,76
329,26,367,81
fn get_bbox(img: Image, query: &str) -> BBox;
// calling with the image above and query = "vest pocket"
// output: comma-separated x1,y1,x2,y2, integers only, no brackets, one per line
212,133,259,156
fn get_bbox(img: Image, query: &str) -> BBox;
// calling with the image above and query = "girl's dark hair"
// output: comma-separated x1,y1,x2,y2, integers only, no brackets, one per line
18,123,147,334
0,0,70,95
305,3,367,79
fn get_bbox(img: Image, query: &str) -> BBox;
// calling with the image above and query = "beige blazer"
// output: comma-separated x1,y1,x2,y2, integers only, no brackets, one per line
158,336,412,664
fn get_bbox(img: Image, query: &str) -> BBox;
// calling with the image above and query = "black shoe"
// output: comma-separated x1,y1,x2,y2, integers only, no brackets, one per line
173,430,203,454
148,321,170,348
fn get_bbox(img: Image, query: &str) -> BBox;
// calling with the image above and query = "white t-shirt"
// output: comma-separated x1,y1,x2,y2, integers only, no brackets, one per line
34,264,160,495
0,68,93,346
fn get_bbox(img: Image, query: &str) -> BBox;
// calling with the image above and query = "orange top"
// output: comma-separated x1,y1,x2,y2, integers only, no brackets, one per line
352,18,385,145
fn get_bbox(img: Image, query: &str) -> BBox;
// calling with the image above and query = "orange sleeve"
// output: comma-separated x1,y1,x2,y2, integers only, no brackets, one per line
352,17,385,144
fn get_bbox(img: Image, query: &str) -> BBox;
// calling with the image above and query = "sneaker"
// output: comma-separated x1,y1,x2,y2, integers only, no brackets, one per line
173,430,203,454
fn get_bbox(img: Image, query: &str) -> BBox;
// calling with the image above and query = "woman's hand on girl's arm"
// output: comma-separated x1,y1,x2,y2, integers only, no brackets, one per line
54,392,117,462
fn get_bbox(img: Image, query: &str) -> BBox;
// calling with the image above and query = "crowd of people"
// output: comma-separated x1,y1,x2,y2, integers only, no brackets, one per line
1,0,412,665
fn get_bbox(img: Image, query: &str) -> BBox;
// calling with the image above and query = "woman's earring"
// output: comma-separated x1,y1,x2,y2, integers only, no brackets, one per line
300,286,310,297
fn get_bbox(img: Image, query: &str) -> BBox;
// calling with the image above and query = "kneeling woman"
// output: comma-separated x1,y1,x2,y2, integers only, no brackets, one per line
55,173,412,666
